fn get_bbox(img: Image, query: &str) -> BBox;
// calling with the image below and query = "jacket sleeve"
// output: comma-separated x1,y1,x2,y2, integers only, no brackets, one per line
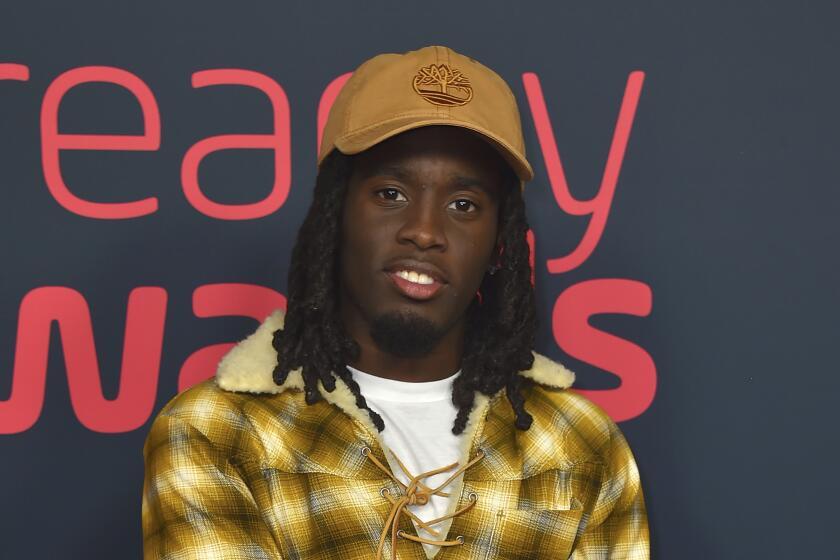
142,411,283,559
571,418,650,559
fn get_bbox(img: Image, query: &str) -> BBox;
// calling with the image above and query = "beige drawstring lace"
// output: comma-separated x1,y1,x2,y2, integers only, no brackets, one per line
361,446,485,560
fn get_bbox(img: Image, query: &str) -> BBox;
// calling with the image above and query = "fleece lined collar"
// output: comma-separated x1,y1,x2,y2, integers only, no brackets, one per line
214,309,575,560
216,309,575,398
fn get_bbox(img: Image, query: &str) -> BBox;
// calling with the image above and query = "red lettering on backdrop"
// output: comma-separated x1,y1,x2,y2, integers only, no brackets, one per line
523,71,655,420
178,284,287,391
522,71,645,274
3,62,657,428
317,72,352,153
0,63,30,81
552,279,656,421
40,66,161,219
181,69,291,220
0,287,166,434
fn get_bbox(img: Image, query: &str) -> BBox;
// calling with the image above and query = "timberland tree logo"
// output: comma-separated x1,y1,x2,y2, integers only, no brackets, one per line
412,63,473,106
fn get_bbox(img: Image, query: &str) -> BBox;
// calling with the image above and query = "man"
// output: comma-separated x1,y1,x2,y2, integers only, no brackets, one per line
143,45,649,559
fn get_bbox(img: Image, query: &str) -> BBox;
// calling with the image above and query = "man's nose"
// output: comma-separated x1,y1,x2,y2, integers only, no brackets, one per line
396,201,447,251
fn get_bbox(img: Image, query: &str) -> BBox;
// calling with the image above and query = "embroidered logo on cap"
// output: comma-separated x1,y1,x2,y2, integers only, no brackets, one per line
412,64,473,106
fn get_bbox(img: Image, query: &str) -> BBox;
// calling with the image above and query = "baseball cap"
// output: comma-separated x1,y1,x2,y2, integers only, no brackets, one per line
318,45,534,183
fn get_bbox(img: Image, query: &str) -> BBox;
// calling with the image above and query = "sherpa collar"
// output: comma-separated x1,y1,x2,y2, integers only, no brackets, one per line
215,309,575,558
216,309,575,397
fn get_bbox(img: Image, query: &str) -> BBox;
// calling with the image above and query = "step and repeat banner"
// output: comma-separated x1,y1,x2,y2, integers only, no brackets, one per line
1,1,837,558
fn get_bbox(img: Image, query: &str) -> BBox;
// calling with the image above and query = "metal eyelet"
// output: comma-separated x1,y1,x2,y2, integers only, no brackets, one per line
467,492,478,502
360,446,371,457
396,530,405,538
379,487,390,498
455,535,465,544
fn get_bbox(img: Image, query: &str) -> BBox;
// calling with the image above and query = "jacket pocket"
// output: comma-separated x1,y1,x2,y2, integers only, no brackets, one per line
486,500,583,559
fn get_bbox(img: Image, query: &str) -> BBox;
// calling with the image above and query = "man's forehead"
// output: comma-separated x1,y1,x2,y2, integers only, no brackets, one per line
351,126,511,189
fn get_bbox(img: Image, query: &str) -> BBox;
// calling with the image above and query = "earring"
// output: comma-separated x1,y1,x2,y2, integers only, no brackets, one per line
488,245,503,276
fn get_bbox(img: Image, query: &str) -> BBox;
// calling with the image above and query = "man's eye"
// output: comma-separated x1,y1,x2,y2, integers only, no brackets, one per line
376,188,407,202
448,199,477,213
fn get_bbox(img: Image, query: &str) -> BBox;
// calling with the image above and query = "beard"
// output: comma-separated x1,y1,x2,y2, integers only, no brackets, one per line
369,310,446,358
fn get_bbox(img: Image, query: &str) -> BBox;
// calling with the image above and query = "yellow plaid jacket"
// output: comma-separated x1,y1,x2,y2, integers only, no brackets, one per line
143,310,649,559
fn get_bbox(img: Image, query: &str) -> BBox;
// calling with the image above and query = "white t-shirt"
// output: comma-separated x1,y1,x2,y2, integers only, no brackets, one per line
347,365,464,556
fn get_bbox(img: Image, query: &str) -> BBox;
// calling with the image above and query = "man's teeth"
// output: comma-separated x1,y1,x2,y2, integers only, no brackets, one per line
395,270,434,285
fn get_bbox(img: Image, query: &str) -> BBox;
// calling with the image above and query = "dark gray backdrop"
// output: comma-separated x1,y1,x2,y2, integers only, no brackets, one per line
2,1,838,558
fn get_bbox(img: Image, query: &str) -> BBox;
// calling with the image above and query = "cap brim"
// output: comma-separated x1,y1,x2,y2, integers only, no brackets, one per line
331,117,534,183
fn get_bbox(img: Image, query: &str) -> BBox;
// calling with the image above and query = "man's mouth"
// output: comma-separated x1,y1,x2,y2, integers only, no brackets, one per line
386,269,445,301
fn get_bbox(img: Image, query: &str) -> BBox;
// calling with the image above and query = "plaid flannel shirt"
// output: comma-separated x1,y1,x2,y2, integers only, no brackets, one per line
143,310,649,559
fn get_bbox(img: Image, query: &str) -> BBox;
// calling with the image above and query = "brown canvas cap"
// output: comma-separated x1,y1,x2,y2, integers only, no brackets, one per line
318,45,534,183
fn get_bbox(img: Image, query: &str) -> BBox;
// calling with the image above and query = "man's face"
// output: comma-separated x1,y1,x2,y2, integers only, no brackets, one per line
339,125,507,357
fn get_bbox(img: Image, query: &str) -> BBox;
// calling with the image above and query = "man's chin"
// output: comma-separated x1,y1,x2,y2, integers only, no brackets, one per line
369,310,445,358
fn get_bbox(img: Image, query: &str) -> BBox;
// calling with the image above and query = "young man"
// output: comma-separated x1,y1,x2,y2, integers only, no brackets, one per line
143,46,649,559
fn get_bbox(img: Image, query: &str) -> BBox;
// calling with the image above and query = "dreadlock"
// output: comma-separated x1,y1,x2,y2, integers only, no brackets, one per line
272,148,536,435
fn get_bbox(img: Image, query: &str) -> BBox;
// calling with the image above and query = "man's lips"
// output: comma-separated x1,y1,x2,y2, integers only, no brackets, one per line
383,259,448,284
386,271,444,301
382,259,449,301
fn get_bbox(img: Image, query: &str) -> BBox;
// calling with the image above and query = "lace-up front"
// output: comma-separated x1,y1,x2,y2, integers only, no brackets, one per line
362,446,485,560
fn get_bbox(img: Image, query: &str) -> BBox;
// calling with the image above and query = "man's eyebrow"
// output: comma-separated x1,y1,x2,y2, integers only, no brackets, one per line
451,174,486,189
451,174,499,197
362,164,413,181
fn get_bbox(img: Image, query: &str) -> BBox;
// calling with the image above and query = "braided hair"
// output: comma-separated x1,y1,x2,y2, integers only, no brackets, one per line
272,149,536,434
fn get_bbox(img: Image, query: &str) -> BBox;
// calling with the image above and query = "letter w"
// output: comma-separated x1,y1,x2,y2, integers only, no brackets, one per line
0,287,166,434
